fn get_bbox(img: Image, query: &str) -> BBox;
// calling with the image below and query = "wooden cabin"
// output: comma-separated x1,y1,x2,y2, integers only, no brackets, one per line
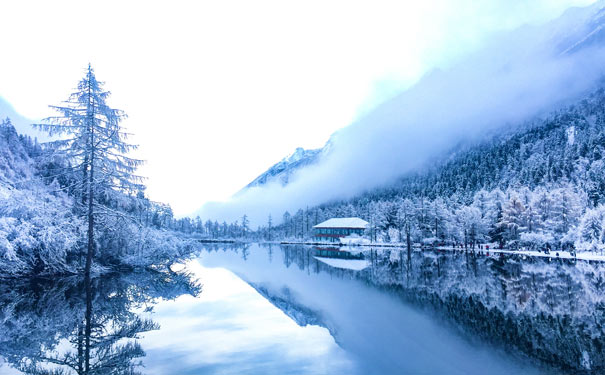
312,217,369,243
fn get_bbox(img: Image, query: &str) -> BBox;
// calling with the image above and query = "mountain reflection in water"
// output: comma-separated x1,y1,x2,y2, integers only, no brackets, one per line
1,243,604,375
199,243,605,375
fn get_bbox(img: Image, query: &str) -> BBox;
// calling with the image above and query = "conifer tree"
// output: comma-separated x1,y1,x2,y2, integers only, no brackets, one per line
267,214,273,240
34,65,143,276
241,214,249,237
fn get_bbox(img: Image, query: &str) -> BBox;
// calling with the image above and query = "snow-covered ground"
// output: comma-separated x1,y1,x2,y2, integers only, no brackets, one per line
277,239,605,262
433,247,605,262
377,245,605,262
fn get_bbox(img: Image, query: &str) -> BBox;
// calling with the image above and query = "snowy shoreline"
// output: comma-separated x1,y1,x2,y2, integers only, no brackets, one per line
279,240,605,262
195,238,605,262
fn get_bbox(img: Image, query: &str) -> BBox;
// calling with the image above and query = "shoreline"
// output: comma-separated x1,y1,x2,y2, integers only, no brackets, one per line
194,238,605,262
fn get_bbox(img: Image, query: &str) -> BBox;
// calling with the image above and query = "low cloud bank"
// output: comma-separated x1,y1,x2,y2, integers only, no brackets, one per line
198,2,605,226
0,97,47,141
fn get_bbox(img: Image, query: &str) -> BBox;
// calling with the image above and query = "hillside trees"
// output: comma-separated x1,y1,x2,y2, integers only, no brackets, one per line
397,198,417,251
575,205,605,253
186,86,605,253
0,118,83,276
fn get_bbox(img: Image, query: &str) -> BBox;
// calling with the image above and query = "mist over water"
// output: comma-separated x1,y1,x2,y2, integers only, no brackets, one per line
198,2,605,225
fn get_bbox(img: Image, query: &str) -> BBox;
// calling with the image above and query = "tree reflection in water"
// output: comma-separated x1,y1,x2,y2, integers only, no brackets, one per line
201,243,605,373
0,268,200,374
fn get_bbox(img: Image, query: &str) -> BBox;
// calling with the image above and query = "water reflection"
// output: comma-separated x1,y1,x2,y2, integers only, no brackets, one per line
199,243,605,374
138,260,354,375
1,244,603,374
0,269,199,374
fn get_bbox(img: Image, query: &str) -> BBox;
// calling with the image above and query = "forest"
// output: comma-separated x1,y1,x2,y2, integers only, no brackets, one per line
5,69,605,279
0,67,195,277
190,87,605,254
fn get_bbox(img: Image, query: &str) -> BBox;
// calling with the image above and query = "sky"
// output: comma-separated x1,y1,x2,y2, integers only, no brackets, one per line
140,260,355,374
0,0,597,216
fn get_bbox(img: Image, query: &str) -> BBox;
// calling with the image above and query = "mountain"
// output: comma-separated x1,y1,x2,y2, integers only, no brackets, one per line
243,2,605,194
246,281,337,338
352,85,605,201
243,146,325,190
198,0,605,229
246,2,605,194
242,134,336,191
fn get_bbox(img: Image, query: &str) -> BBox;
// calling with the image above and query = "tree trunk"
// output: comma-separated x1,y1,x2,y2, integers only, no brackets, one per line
77,324,84,374
85,161,94,276
84,268,92,374
84,74,95,374
406,226,411,253
84,76,95,279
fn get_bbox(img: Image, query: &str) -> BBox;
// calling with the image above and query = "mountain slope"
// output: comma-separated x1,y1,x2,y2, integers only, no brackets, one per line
243,147,324,190
240,1,605,195
199,0,605,228
269,85,605,252
246,282,336,337
353,86,605,204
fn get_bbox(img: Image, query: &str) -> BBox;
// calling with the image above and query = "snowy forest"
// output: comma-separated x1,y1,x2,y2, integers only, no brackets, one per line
6,1,605,374
6,67,605,279
191,87,605,254
0,66,195,277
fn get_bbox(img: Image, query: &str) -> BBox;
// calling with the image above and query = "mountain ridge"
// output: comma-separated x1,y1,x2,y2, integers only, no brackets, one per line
229,0,605,219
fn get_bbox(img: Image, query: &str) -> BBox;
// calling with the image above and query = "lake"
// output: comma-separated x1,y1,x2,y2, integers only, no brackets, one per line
1,243,603,374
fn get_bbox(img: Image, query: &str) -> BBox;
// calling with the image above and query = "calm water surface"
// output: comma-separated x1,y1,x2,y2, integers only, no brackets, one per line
1,243,604,374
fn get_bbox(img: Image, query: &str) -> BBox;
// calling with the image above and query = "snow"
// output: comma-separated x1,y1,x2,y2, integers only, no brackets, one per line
581,351,591,370
431,246,605,262
313,256,370,271
314,217,369,229
340,235,371,245
286,147,307,163
242,146,322,190
567,125,576,145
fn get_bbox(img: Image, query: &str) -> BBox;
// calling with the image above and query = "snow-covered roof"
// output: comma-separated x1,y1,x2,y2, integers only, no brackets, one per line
313,217,369,229
313,256,370,270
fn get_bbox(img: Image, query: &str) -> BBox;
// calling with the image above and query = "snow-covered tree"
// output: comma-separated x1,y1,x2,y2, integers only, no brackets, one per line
396,198,417,251
283,211,291,237
499,193,526,243
550,187,584,238
575,205,605,253
267,214,273,240
456,206,485,248
241,214,250,237
429,198,450,241
34,65,143,275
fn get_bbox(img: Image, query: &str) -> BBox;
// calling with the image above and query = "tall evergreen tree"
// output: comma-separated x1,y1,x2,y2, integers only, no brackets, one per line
34,65,143,276
267,214,273,240
241,214,249,237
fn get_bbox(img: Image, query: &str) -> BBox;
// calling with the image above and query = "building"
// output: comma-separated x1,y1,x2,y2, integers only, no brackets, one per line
312,217,369,243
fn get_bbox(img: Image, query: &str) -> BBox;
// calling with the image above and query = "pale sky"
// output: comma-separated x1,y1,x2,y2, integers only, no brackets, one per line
0,0,596,216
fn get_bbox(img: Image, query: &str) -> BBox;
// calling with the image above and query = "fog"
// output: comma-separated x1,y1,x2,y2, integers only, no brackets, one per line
197,2,605,226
